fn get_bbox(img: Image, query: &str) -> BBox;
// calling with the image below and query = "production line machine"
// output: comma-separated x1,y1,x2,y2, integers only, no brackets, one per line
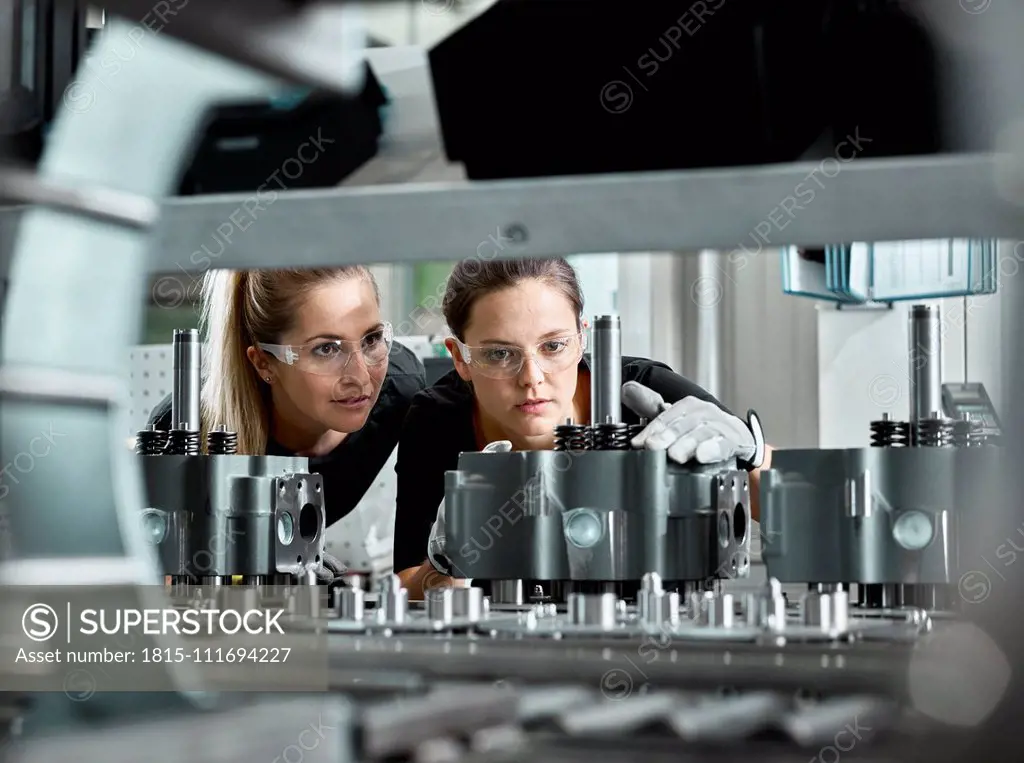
111,307,1002,759
133,328,331,616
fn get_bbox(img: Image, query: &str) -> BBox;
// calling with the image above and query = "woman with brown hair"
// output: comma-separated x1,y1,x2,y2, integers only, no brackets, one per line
393,257,770,597
149,266,426,530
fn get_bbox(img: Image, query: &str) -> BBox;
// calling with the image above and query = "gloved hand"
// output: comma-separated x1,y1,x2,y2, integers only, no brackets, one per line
427,439,512,575
313,551,348,583
622,381,761,467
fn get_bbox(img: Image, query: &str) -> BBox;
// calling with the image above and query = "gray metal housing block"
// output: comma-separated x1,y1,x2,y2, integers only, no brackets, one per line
760,447,981,584
444,450,750,582
138,454,325,578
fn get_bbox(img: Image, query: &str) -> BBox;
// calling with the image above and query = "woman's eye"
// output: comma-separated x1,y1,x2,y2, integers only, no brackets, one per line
541,340,569,354
483,348,513,363
313,343,341,358
363,331,384,348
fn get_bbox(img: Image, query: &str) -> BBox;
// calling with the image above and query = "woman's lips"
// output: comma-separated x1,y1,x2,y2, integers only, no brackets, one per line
516,400,550,415
334,395,370,408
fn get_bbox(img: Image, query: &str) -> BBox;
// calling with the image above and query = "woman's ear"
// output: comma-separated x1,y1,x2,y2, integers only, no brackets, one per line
445,337,472,382
246,346,272,383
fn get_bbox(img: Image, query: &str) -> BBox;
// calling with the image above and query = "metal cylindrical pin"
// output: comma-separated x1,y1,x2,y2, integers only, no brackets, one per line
568,592,618,630
451,587,485,622
803,590,850,633
758,578,787,632
491,579,525,605
425,588,455,623
172,328,201,431
377,574,408,624
590,315,622,427
642,590,680,628
335,586,365,621
909,305,943,436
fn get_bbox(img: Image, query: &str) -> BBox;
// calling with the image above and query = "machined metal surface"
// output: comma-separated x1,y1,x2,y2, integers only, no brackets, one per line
444,449,750,583
759,447,983,587
140,454,325,578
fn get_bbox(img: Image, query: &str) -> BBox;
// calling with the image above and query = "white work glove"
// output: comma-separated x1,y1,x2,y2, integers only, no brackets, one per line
622,381,762,468
427,439,513,575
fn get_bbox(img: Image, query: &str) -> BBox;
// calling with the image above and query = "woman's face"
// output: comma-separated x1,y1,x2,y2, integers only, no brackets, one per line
259,277,388,436
451,279,582,443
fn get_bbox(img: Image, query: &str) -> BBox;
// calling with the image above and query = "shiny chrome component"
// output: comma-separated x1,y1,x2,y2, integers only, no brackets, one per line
451,587,486,622
492,579,526,605
425,588,455,624
590,315,622,426
567,593,618,630
909,304,943,432
171,329,201,431
755,578,787,633
377,574,408,624
802,590,850,633
335,586,365,621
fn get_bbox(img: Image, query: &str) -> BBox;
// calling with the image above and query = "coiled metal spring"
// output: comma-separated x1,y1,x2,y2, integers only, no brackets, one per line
915,416,954,447
135,426,169,455
951,418,985,448
593,421,631,451
628,418,649,446
165,427,201,455
554,420,592,451
869,414,909,447
206,425,238,454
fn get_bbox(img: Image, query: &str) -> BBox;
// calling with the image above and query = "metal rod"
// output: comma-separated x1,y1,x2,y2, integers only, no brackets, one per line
172,328,201,431
909,304,943,438
590,315,622,427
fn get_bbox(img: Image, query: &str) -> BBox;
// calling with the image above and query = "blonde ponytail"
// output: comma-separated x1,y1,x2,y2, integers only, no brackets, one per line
198,266,379,455
200,270,269,454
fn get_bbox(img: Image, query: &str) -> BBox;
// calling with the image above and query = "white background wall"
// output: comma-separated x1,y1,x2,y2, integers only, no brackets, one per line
612,246,1009,451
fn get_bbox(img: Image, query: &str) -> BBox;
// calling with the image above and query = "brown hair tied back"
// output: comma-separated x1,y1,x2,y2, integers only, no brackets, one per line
441,257,585,340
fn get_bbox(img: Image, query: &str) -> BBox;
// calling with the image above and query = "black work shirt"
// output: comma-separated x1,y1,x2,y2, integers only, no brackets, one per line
392,355,730,572
148,342,426,526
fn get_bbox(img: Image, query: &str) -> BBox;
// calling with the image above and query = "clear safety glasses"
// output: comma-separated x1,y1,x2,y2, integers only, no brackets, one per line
454,332,586,379
258,322,394,377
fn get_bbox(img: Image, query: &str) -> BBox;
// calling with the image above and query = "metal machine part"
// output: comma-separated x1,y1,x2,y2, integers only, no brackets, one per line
444,451,750,589
137,328,326,583
567,592,618,630
689,590,736,628
171,328,201,432
590,314,622,428
760,445,1000,612
638,572,681,628
335,585,366,621
378,574,409,624
140,455,326,581
752,579,788,633
802,589,850,633
491,579,526,605
909,304,943,439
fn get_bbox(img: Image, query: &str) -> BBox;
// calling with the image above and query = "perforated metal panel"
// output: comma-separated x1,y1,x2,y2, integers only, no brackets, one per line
128,344,174,437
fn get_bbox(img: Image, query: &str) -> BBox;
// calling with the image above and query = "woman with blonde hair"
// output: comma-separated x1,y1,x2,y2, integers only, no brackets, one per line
149,266,426,527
